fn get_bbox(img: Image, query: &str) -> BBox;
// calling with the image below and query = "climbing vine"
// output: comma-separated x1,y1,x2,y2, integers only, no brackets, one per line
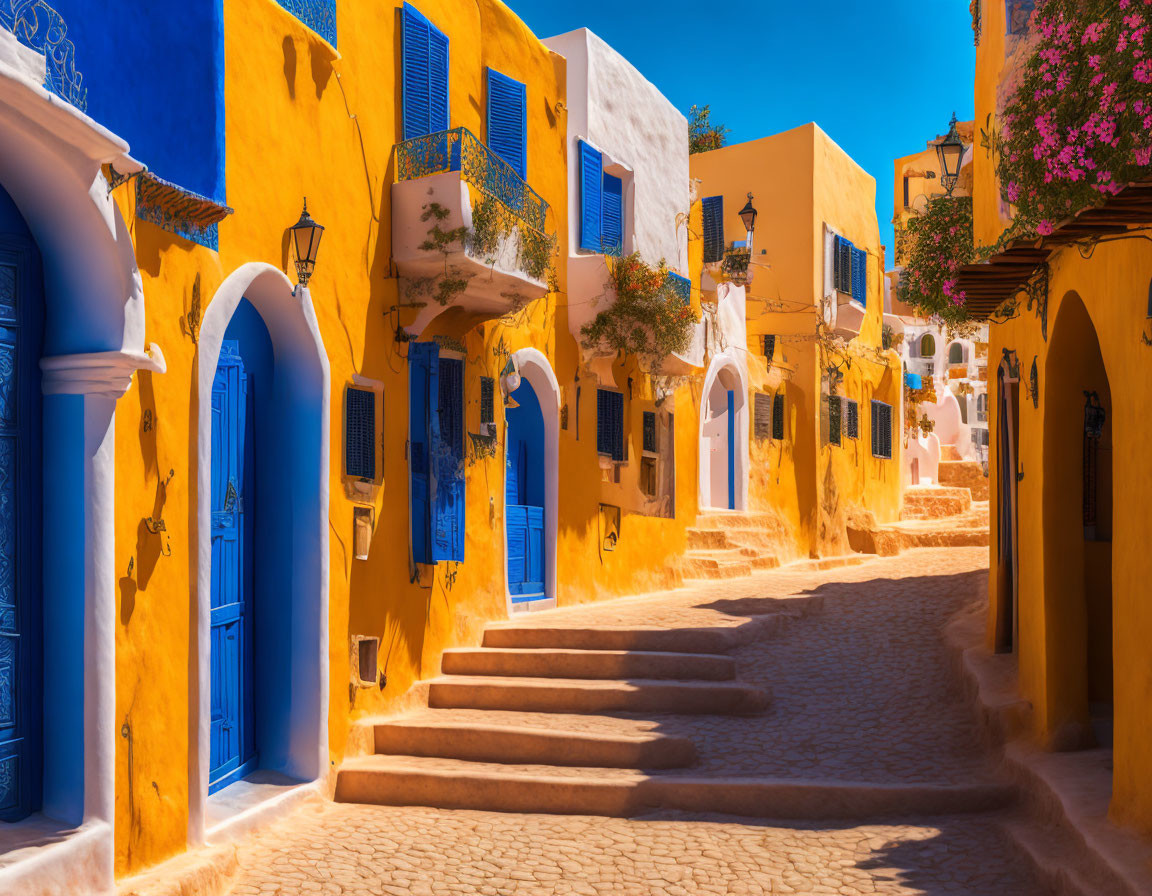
581,253,699,371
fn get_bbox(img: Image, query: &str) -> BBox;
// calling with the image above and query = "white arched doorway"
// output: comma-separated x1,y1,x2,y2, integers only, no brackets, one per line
503,348,560,614
192,263,329,843
699,353,749,511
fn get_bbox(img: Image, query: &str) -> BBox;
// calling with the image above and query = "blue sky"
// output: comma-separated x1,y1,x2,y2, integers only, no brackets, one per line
507,0,976,262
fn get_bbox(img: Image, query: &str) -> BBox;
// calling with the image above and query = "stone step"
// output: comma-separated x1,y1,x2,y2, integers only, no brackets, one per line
695,511,787,531
938,459,990,501
371,718,697,769
687,526,783,552
482,624,739,654
789,555,869,573
902,487,973,520
685,527,730,550
681,552,753,579
441,647,736,681
940,445,963,461
427,675,769,715
885,525,990,549
335,755,1014,819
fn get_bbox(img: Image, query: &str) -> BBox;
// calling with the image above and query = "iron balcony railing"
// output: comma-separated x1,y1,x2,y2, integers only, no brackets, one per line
396,127,549,234
1,0,86,110
666,272,691,307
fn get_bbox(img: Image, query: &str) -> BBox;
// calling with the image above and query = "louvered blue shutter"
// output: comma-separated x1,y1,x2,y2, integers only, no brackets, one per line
345,387,376,480
851,247,867,304
433,357,465,562
487,69,526,179
835,237,853,293
596,389,624,461
401,4,448,140
579,141,603,252
601,174,623,255
702,196,724,264
408,341,439,563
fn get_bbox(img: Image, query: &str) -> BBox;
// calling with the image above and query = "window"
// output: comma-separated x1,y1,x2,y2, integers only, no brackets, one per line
345,386,377,480
959,396,969,424
642,411,657,454
409,343,465,563
844,398,859,439
827,395,842,446
772,393,785,440
578,141,626,255
754,393,773,441
702,196,724,264
480,376,495,425
871,400,893,459
596,389,625,461
487,69,526,178
948,342,965,365
920,333,936,357
831,235,867,304
903,175,910,209
763,334,775,362
977,393,988,422
401,3,449,140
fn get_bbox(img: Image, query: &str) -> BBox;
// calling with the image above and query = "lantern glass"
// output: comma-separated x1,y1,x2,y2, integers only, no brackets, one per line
738,193,758,234
936,114,965,195
290,199,325,286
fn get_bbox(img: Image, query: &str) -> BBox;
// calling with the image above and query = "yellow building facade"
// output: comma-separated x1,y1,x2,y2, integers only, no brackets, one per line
692,124,904,560
964,0,1152,838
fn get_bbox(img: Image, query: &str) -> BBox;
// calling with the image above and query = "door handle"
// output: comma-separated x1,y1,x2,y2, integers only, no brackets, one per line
224,479,239,512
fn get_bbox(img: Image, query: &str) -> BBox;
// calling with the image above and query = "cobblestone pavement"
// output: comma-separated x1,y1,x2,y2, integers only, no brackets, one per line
222,548,1049,895
229,804,1044,895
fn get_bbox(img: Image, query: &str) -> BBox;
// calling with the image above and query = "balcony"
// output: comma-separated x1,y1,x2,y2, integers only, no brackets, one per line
1,1,88,110
393,128,553,336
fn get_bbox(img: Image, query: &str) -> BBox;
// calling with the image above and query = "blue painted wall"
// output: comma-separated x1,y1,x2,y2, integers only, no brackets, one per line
51,0,226,202
505,380,544,508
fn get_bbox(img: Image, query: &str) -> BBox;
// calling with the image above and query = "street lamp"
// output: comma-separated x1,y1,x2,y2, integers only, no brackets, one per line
290,198,325,287
738,193,758,236
936,114,965,197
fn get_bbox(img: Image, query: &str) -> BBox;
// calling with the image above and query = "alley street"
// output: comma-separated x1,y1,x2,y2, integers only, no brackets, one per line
215,548,1051,895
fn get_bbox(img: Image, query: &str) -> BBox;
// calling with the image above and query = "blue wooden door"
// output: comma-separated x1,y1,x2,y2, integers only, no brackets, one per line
0,194,43,822
432,357,465,562
505,385,545,600
726,389,736,510
209,341,256,793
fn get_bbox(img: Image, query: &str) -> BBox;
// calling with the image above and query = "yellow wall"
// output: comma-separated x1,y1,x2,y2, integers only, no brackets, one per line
985,240,1152,833
691,124,903,559
110,0,709,876
971,0,1152,835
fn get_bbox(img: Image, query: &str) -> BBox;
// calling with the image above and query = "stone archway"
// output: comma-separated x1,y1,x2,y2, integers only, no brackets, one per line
192,264,330,843
1042,292,1113,752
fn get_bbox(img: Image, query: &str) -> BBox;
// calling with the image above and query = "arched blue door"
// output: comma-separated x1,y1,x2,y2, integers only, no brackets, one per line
0,186,43,822
209,340,256,793
505,380,545,602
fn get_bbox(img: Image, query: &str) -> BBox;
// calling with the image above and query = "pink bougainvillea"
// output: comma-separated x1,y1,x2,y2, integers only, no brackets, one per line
998,0,1152,236
896,197,975,327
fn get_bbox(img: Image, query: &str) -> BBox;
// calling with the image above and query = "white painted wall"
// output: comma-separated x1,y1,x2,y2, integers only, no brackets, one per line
544,28,689,335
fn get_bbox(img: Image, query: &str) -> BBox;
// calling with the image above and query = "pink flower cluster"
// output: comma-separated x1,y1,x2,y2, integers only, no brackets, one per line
1001,0,1152,232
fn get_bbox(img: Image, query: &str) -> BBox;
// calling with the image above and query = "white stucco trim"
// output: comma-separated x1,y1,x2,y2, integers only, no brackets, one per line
698,352,750,512
0,66,147,896
504,348,561,615
191,264,330,846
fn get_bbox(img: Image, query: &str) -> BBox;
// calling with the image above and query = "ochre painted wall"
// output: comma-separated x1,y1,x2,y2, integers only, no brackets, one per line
110,0,707,876
691,125,903,559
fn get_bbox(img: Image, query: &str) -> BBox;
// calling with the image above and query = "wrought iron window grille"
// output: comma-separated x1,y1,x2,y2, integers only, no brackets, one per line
396,127,550,235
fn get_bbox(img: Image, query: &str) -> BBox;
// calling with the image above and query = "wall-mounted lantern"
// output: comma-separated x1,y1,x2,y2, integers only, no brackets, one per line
936,114,965,197
290,198,325,287
738,192,758,236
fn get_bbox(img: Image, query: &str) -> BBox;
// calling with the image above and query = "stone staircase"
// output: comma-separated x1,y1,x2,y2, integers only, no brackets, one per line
335,621,770,816
938,458,990,501
850,475,991,556
680,511,785,581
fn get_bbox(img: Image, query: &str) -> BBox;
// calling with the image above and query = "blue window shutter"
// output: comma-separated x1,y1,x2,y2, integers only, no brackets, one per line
596,389,624,461
852,247,867,304
601,173,623,255
345,387,376,481
579,141,603,252
408,341,439,563
506,504,528,593
401,4,448,139
487,69,526,179
432,357,465,562
702,196,724,264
